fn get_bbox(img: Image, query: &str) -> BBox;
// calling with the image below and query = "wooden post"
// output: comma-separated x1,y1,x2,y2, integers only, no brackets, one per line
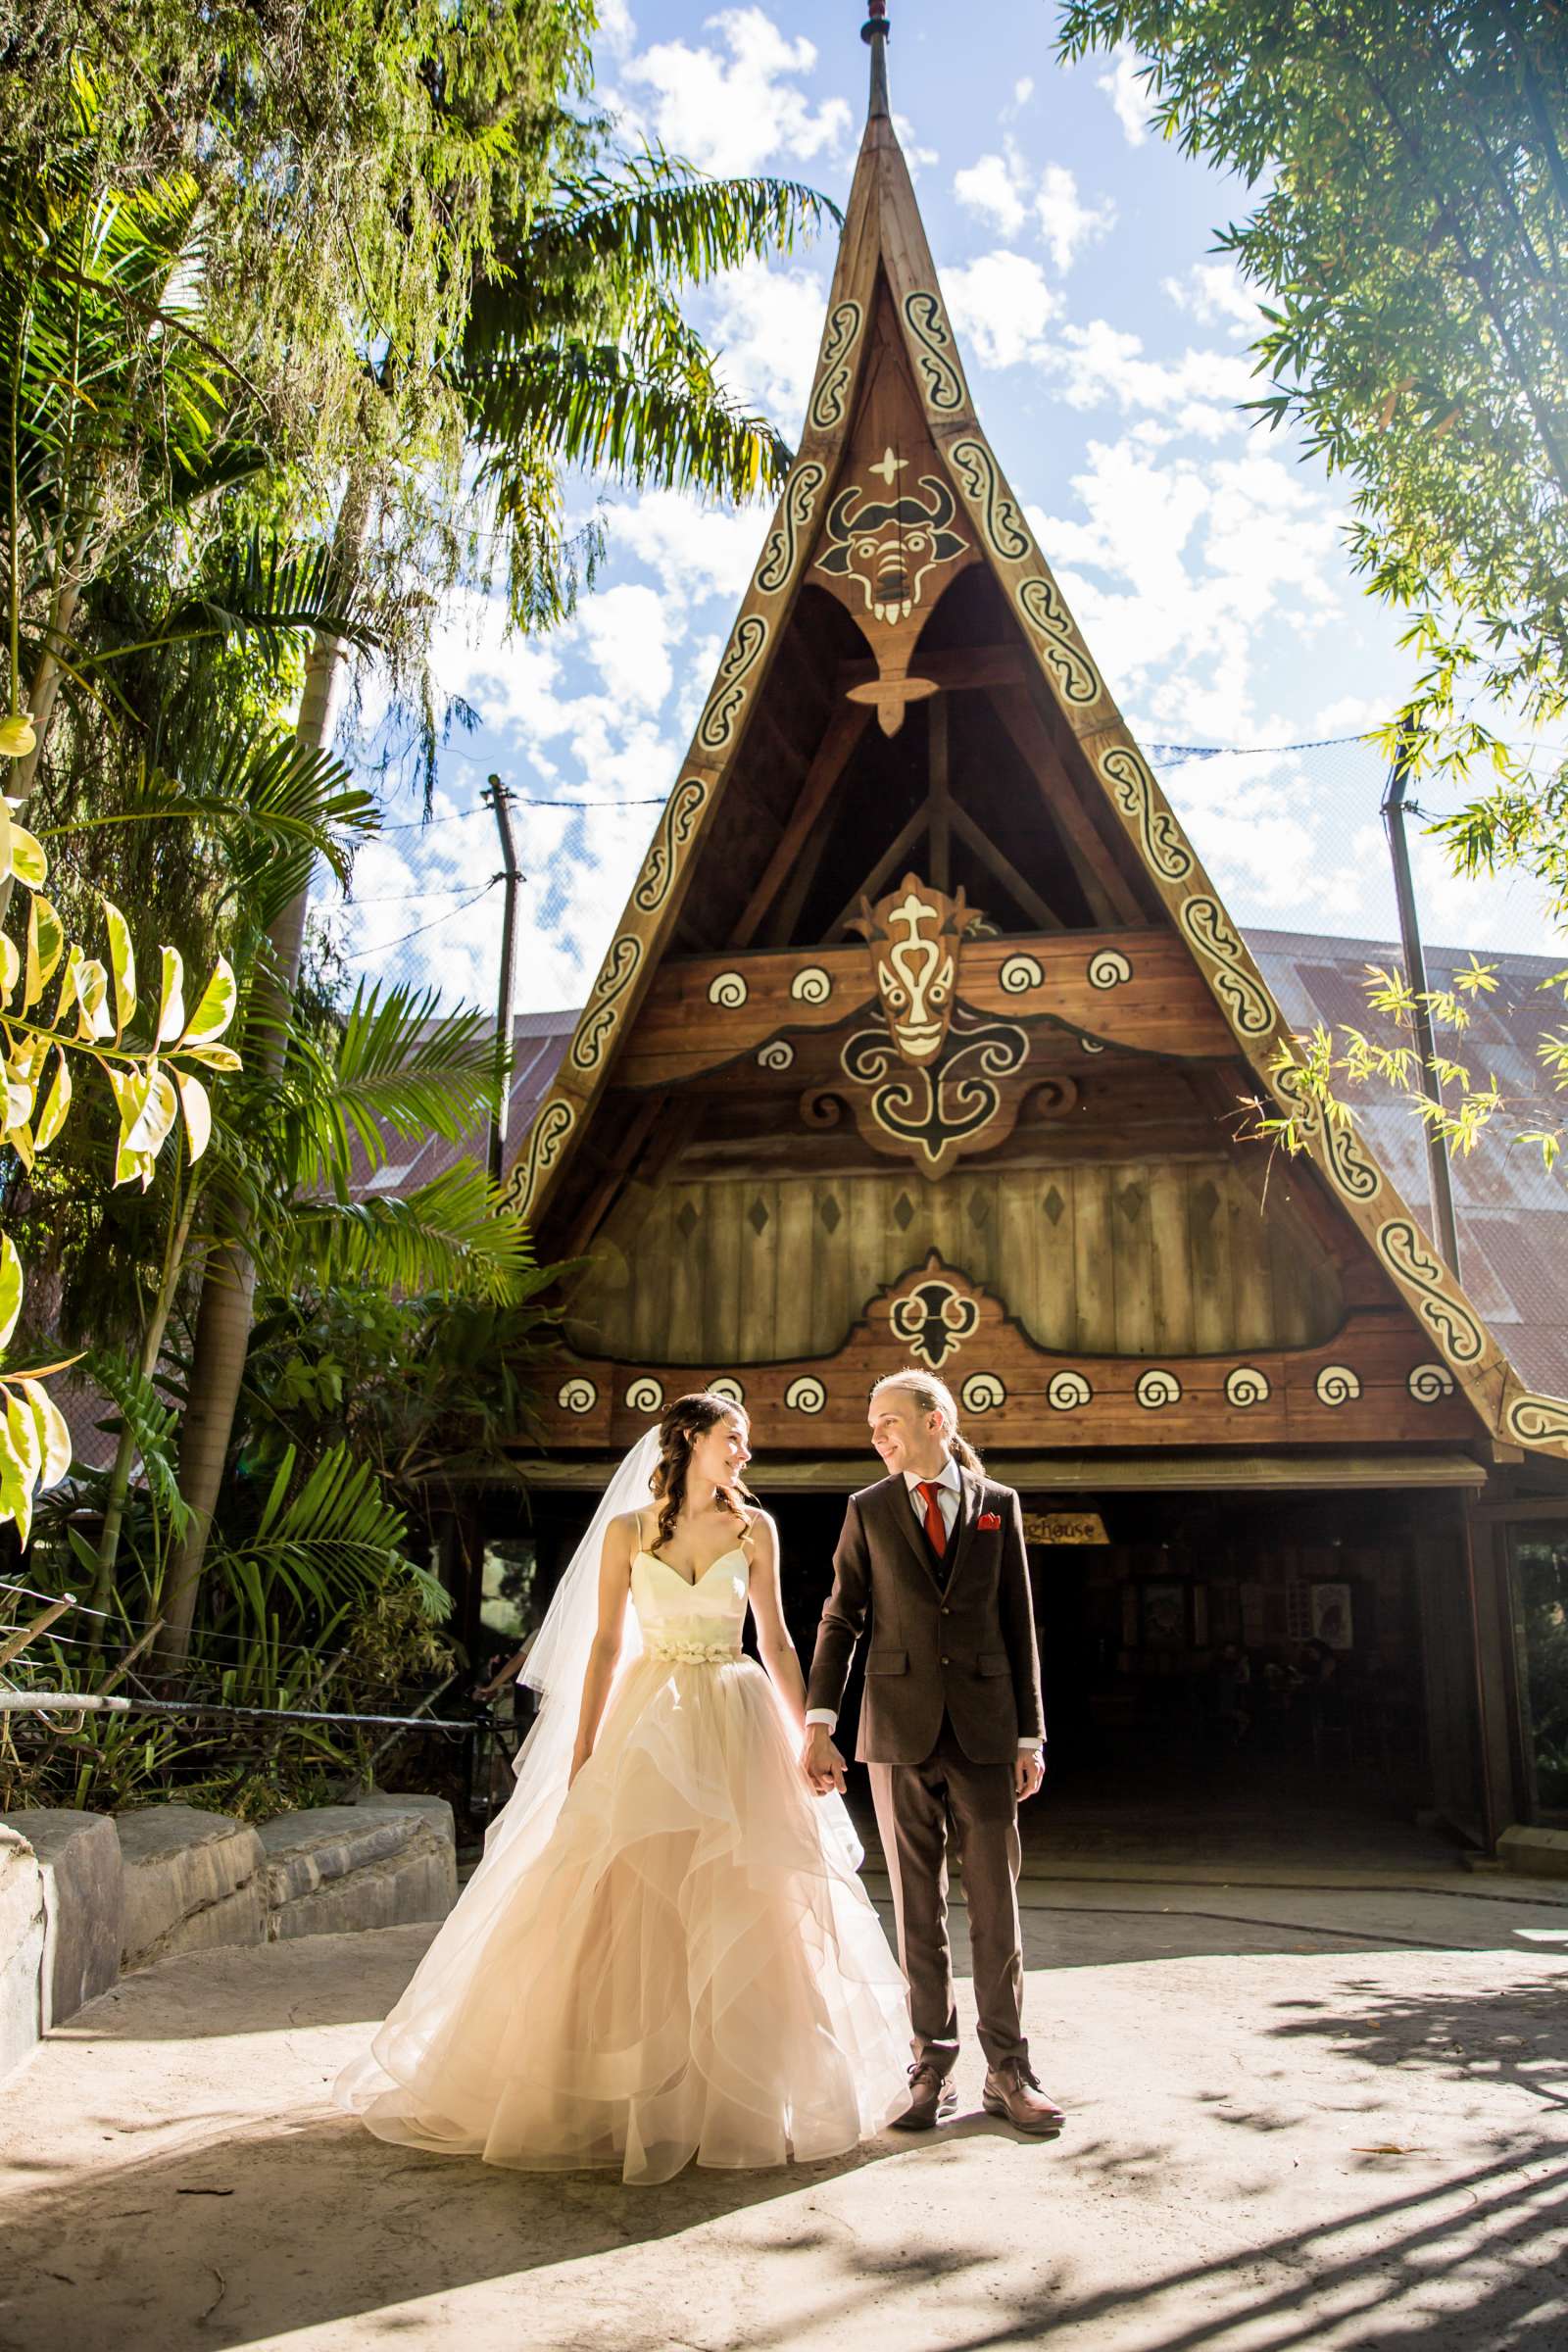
0,1595,75,1671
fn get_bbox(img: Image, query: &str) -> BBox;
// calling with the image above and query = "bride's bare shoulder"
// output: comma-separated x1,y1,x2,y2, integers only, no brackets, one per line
605,1508,648,1551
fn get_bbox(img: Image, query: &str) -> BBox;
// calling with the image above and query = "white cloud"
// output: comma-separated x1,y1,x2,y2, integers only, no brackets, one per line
1035,163,1116,274
704,259,830,433
945,250,1061,370
594,0,636,60
1003,75,1034,122
953,148,1113,271
1097,43,1151,145
617,8,851,176
606,488,764,606
954,152,1026,237
1164,260,1262,338
575,582,676,711
893,112,938,177
1040,318,1257,437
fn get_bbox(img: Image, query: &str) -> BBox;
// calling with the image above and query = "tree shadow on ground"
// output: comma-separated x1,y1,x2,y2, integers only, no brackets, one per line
1262,1972,1568,2112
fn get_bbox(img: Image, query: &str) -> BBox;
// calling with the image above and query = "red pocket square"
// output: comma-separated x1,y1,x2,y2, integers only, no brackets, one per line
978,1510,1002,1530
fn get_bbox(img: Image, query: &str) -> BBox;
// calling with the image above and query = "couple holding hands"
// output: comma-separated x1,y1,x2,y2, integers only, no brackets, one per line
338,1368,1062,2185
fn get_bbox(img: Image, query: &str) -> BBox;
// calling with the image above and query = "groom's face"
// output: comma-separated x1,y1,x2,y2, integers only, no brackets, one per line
868,1388,947,1478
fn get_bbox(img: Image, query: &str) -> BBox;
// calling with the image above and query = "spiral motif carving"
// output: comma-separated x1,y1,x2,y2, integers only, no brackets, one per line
1015,577,1102,706
1271,1061,1383,1202
709,1377,746,1406
960,1372,1007,1414
1080,1035,1105,1054
790,964,833,1005
1000,954,1045,995
1376,1219,1486,1363
755,460,827,595
1136,1367,1182,1410
1048,1370,1093,1412
558,1375,598,1414
1180,897,1276,1037
504,1096,575,1220
1504,1391,1568,1447
808,302,863,432
707,970,749,1010
949,438,1030,560
1088,948,1132,991
697,614,768,755
633,777,708,914
1100,745,1195,884
1407,1362,1455,1404
1225,1365,1271,1408
1314,1364,1361,1407
625,1376,664,1415
568,932,643,1073
785,1374,827,1415
756,1039,795,1071
903,290,966,413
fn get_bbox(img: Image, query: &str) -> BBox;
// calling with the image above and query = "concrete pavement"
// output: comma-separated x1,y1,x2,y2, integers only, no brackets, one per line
3,1863,1567,2352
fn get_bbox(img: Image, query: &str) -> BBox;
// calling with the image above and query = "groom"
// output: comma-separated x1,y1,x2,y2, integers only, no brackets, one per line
802,1369,1063,2136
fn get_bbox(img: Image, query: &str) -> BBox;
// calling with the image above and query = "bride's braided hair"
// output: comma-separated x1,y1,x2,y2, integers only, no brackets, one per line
650,1392,756,1552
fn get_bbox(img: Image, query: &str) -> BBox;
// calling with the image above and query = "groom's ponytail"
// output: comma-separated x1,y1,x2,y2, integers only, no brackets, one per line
870,1368,983,1473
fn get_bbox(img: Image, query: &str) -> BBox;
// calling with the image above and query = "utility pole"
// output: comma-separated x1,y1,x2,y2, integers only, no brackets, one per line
484,774,522,1185
1382,728,1462,1279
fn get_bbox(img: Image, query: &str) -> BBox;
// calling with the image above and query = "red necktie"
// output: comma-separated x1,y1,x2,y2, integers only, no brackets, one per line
916,1480,948,1559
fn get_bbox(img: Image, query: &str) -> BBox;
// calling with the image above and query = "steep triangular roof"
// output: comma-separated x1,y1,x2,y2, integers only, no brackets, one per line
503,12,1568,1465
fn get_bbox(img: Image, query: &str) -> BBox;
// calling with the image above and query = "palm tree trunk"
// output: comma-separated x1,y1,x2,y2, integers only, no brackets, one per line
156,473,374,1673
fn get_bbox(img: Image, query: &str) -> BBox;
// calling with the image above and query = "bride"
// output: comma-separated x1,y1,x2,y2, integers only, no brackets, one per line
337,1391,911,2184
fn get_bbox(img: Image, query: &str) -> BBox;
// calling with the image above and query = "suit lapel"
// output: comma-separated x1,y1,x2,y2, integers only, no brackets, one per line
941,1467,981,1596
880,1476,944,1588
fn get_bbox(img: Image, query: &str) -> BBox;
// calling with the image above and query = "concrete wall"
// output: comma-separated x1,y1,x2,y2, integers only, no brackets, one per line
0,1791,456,2083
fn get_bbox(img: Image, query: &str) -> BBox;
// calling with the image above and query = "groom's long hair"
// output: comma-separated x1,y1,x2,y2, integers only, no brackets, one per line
870,1368,983,1472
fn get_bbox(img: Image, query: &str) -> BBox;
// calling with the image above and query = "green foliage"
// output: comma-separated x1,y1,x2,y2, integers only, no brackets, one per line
1055,3,1568,832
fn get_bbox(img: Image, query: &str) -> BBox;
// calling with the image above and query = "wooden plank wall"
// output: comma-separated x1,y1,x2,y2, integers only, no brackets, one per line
570,1158,1345,1366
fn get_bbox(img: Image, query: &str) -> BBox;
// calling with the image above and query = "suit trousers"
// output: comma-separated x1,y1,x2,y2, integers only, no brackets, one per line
866,1714,1026,2075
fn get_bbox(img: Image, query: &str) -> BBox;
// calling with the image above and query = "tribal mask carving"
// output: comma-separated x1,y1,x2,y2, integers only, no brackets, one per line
814,474,966,624
851,873,972,1064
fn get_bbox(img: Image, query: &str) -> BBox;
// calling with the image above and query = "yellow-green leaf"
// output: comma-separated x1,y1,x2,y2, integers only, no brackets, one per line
0,935,17,1008
9,824,48,889
3,1072,34,1137
0,1233,23,1354
0,1413,34,1546
32,1050,71,1152
0,797,12,884
174,1067,211,1161
114,1137,156,1190
103,900,136,1037
156,946,186,1044
17,1377,71,1491
181,956,237,1046
124,1066,178,1159
27,894,67,1012
73,957,112,1041
6,1388,40,1493
176,1040,242,1073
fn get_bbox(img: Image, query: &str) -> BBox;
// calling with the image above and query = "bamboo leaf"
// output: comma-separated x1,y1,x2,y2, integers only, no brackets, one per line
102,900,136,1036
0,1234,24,1355
156,946,186,1043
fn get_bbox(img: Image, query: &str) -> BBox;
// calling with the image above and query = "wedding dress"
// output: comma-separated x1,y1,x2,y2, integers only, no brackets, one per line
337,1498,910,2184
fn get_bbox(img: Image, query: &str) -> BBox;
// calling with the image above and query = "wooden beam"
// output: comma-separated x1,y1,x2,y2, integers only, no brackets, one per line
992,684,1146,927
950,801,1065,932
929,697,951,894
734,702,870,949
560,1094,667,1260
825,801,931,939
836,644,1028,696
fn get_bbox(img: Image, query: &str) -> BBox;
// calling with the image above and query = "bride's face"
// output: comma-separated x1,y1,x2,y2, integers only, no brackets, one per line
689,1411,751,1494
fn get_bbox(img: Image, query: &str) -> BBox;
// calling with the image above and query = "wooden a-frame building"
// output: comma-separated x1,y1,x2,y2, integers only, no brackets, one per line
497,8,1568,1845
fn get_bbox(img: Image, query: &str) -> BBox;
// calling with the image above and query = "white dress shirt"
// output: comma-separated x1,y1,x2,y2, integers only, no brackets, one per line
807,1455,1042,1751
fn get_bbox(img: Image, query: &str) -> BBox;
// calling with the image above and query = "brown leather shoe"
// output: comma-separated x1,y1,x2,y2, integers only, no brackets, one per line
982,2059,1065,2135
889,2061,958,2132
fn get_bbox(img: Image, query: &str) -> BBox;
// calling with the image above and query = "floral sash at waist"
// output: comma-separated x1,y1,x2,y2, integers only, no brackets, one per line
642,1632,743,1665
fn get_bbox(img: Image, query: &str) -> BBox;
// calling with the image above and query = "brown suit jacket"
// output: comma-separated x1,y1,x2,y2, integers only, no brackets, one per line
807,1469,1045,1766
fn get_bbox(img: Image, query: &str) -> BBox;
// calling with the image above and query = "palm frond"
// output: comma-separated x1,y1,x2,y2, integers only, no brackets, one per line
278,1163,533,1303
468,342,790,499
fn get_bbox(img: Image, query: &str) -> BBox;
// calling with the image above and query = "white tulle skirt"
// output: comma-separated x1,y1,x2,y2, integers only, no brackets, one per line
336,1653,912,2183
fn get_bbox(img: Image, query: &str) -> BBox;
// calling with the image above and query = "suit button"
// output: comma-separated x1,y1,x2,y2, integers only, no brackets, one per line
940,1655,950,1666
941,1605,950,1615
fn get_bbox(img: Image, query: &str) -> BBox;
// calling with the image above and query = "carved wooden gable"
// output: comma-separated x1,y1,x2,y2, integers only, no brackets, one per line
506,30,1568,1465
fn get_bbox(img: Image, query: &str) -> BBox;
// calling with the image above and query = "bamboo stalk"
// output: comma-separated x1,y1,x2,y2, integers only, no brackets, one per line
0,1596,76,1670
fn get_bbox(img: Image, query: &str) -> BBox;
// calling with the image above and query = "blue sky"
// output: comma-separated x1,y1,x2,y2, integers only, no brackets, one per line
322,3,1561,1016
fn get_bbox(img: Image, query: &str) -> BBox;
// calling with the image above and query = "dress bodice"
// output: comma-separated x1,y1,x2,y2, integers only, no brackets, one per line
631,1547,749,1662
